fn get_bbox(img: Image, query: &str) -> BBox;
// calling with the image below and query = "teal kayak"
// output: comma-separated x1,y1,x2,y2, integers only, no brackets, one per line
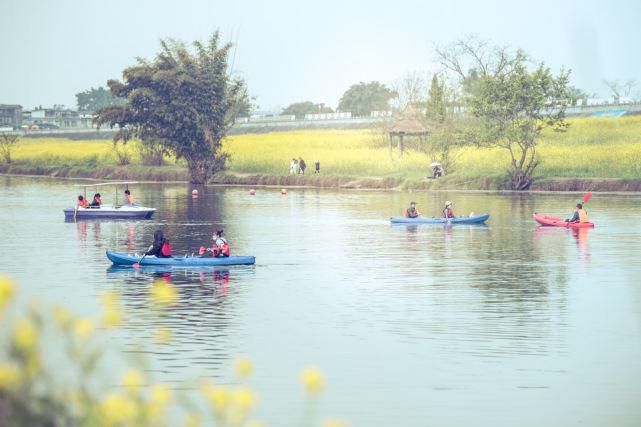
106,251,255,266
390,213,490,224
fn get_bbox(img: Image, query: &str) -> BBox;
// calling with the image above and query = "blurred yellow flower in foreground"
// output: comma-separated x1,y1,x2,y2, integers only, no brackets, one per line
233,387,256,410
101,290,123,327
300,366,324,395
153,327,173,344
234,357,254,378
122,369,144,394
0,363,20,390
323,418,347,427
151,280,178,307
150,384,172,405
201,382,229,413
12,318,38,353
0,275,16,312
73,318,94,339
100,393,138,425
184,413,201,427
53,305,73,328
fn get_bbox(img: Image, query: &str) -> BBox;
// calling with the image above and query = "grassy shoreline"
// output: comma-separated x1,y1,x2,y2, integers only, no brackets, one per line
3,116,641,191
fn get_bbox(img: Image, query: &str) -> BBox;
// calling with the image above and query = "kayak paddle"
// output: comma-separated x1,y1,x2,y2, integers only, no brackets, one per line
133,254,146,268
583,192,592,204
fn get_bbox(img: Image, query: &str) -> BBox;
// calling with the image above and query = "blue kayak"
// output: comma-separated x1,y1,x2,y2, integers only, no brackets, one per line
390,213,490,224
106,251,255,266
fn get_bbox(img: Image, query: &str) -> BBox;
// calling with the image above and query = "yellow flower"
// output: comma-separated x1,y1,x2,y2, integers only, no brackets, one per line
300,366,324,395
12,318,38,353
101,290,120,308
150,384,172,406
0,363,20,390
122,369,144,394
153,327,173,344
233,387,256,410
234,357,254,378
184,414,201,427
101,291,123,327
323,419,347,427
202,384,229,413
0,275,16,313
53,305,73,329
150,280,178,307
100,393,138,424
73,318,94,339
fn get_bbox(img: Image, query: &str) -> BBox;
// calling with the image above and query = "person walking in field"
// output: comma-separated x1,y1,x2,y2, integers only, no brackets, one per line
299,158,307,175
314,160,320,174
290,158,298,175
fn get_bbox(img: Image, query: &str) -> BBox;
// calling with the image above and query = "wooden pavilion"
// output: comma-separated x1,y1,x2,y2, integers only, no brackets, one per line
388,106,429,159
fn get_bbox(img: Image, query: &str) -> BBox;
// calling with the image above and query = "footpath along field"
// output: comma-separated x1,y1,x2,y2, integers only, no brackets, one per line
3,116,641,189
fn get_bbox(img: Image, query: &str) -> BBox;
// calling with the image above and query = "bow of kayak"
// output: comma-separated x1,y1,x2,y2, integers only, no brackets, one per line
533,213,595,228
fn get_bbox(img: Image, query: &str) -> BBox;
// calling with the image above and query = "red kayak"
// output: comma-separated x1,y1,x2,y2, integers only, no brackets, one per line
533,213,595,228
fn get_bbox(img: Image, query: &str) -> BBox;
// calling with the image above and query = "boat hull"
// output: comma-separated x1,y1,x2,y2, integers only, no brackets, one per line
64,205,155,220
106,251,256,266
390,213,490,224
533,213,595,228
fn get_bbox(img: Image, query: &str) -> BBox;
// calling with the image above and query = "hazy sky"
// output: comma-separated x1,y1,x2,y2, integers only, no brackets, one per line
2,0,639,111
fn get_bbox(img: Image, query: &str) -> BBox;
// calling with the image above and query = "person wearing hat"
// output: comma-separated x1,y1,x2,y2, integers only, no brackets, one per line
208,229,230,257
443,201,455,218
405,201,421,218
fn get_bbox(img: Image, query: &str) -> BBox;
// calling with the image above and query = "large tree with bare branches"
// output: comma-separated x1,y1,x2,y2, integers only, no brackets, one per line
95,31,249,183
436,36,571,190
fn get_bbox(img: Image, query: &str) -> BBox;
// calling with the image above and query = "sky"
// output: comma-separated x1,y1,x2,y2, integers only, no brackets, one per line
1,0,640,112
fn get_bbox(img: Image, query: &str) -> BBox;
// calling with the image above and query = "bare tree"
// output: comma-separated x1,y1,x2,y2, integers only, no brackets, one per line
0,133,20,164
603,79,637,102
391,71,428,110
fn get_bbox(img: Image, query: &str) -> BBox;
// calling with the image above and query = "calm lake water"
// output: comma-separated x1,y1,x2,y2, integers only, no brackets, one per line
1,175,640,426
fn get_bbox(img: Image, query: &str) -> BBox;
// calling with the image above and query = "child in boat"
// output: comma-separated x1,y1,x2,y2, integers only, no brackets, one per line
76,195,88,208
443,201,455,218
89,193,102,207
145,230,172,258
566,203,589,223
205,229,230,257
405,201,420,218
124,189,135,206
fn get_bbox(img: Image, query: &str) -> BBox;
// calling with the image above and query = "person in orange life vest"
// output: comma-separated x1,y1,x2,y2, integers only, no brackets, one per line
145,229,172,258
405,201,420,218
208,229,230,257
124,189,135,206
89,193,102,207
566,203,589,223
76,195,88,208
442,201,455,218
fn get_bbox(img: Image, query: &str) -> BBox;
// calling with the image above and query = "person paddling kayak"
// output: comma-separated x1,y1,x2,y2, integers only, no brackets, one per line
76,195,88,208
405,201,420,218
145,230,172,258
566,203,590,224
443,201,455,218
201,229,230,257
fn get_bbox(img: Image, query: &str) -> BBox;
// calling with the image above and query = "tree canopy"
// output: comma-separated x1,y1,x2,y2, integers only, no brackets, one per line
338,81,396,116
95,31,249,184
75,87,125,112
281,101,332,119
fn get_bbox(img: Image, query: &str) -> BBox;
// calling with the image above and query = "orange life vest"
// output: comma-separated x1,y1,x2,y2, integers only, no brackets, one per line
578,209,589,223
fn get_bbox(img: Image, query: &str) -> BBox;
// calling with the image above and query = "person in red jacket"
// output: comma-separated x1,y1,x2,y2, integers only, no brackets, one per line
443,201,455,218
145,230,172,258
405,201,420,218
76,195,88,208
208,229,230,257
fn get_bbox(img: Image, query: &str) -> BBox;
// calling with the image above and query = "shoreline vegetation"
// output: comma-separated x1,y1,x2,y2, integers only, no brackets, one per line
2,116,641,192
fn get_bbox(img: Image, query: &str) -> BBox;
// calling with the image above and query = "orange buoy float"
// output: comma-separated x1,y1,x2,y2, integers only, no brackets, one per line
249,189,256,195
281,188,287,195
191,189,199,198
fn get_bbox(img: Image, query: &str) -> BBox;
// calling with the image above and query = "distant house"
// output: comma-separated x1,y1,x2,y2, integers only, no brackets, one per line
0,104,23,129
24,105,94,129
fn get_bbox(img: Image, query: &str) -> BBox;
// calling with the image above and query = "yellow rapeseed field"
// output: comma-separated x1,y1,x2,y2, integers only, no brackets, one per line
11,115,641,180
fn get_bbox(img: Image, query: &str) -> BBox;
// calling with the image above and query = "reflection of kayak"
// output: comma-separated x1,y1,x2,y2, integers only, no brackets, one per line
390,213,490,224
106,251,255,266
533,213,595,228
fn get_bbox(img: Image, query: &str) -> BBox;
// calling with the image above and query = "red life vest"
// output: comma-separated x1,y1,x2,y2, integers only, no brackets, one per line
220,241,230,257
405,207,419,218
443,208,454,218
161,241,172,256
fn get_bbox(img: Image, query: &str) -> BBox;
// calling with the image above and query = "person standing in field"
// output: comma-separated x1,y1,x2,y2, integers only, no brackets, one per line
290,158,297,175
299,158,307,175
314,160,320,174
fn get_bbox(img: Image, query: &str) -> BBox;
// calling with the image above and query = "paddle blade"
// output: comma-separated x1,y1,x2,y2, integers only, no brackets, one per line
583,192,592,203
